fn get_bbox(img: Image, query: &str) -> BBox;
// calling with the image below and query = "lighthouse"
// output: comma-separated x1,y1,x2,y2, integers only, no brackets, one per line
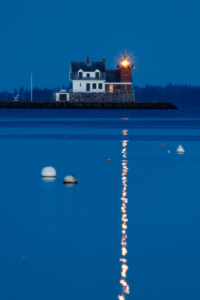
105,55,134,93
68,55,135,95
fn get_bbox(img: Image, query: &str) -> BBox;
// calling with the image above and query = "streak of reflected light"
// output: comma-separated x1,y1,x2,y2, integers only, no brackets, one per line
118,131,129,299
122,247,127,256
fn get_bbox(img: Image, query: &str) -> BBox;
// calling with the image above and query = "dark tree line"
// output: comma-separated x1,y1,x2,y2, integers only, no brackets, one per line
0,85,70,102
134,84,200,107
0,86,55,101
0,84,200,107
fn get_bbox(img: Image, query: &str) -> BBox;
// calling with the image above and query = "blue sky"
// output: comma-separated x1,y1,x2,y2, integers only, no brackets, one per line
0,0,200,91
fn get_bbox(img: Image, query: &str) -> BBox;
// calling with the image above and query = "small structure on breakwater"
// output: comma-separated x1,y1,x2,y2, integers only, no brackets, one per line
13,94,20,101
53,89,69,101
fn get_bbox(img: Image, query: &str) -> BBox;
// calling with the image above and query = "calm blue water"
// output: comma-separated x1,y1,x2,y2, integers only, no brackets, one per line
0,108,200,300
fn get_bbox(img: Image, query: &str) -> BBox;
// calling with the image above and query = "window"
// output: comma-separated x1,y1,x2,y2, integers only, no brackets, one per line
125,85,127,89
79,72,83,78
60,94,67,101
87,73,90,78
93,83,96,89
116,85,120,90
125,71,127,76
109,85,113,93
86,83,90,91
95,72,100,78
80,83,81,87
99,83,102,89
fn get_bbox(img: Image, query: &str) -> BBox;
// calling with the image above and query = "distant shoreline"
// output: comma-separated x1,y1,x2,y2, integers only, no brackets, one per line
0,101,177,110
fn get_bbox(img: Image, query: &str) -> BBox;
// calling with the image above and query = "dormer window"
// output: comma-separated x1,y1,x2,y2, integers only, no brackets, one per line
95,72,100,78
87,73,90,78
79,72,83,78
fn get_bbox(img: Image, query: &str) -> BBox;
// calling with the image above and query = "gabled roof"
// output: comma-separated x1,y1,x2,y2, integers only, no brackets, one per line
105,70,121,82
71,62,105,72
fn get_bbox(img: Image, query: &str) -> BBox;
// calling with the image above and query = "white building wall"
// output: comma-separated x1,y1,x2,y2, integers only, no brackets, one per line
72,80,105,93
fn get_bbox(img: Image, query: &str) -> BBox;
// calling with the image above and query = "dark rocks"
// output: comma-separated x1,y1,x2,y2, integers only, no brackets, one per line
0,101,178,109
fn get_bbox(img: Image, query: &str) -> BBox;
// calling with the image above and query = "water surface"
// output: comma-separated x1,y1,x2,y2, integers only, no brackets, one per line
0,108,200,300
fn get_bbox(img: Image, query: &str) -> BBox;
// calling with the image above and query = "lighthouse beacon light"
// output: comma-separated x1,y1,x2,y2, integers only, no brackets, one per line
120,55,135,69
121,56,130,67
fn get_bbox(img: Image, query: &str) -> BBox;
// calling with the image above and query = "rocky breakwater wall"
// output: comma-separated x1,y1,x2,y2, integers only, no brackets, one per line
0,101,178,109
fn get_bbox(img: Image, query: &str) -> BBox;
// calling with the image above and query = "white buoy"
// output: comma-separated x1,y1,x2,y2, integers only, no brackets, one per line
176,145,185,154
63,175,78,184
168,150,170,153
41,167,56,177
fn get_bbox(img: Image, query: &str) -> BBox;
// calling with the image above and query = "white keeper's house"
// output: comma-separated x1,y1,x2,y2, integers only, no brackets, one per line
69,55,134,94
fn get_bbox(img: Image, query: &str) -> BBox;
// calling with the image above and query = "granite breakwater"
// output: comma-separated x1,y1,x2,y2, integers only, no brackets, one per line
0,101,177,109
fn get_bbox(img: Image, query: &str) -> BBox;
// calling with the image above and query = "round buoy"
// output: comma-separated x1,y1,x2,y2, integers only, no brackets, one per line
107,158,111,161
176,145,185,154
41,167,56,177
162,143,165,146
63,175,78,184
168,150,170,153
64,135,66,138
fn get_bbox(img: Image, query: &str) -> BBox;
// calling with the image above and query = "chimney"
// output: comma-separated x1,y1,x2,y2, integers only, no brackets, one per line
103,57,105,64
87,55,89,63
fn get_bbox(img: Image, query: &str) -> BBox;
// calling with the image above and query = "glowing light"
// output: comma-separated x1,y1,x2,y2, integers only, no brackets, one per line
120,279,127,286
121,264,128,278
122,247,127,256
121,59,129,67
120,258,127,263
122,234,127,242
121,242,127,246
123,130,128,136
126,286,130,294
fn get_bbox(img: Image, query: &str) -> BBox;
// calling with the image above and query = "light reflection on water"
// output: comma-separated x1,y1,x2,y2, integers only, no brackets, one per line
118,129,129,300
42,178,56,182
64,183,76,187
